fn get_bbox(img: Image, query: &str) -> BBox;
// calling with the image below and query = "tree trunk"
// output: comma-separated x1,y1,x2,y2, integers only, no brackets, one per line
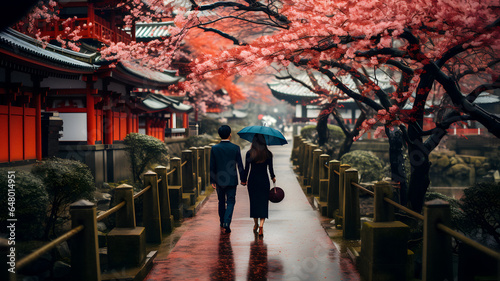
386,127,408,205
406,125,431,213
338,134,354,160
317,112,329,146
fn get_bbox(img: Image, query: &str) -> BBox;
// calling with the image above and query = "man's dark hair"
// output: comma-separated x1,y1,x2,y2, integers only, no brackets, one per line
218,125,231,139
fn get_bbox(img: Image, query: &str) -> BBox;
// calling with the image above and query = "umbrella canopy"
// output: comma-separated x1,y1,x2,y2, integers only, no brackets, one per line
237,126,288,145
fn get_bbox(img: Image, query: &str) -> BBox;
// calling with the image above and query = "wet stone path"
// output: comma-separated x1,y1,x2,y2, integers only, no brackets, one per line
144,143,360,281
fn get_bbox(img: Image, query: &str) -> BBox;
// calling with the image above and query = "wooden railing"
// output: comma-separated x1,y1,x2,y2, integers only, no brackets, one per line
291,135,500,281
36,9,132,45
1,145,214,281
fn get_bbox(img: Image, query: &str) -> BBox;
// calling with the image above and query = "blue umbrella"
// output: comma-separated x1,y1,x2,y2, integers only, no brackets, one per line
237,126,288,145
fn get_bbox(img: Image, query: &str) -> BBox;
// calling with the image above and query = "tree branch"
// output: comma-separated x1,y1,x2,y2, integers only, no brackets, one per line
466,83,500,103
198,1,289,25
356,48,406,58
429,61,500,138
196,26,246,45
323,61,393,109
385,59,414,75
317,67,385,111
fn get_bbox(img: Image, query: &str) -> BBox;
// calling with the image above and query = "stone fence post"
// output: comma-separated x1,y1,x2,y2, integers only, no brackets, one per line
319,154,330,202
301,143,311,183
373,181,394,222
343,168,360,240
291,136,302,165
327,160,340,219
181,150,195,193
311,148,322,196
189,147,200,198
337,164,351,228
143,171,162,244
155,166,174,234
169,157,182,188
197,147,206,193
423,199,453,281
113,184,136,228
298,140,309,177
70,200,100,281
303,143,317,188
360,181,409,280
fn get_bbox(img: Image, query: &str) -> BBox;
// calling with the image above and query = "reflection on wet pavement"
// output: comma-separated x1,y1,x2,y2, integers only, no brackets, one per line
210,234,234,280
145,143,360,281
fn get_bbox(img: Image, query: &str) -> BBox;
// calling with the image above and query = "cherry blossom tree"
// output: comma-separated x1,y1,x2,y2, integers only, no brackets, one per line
188,0,500,211
16,0,500,211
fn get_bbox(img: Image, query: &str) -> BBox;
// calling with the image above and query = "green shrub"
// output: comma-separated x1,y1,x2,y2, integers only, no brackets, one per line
301,124,345,157
458,182,500,248
31,157,95,238
124,133,169,183
340,150,385,182
0,169,49,240
300,124,344,144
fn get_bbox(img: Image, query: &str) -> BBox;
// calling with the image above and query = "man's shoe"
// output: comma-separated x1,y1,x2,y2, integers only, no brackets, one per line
224,225,231,233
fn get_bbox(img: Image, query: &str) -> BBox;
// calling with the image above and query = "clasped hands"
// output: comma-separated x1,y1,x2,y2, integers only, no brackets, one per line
240,177,275,186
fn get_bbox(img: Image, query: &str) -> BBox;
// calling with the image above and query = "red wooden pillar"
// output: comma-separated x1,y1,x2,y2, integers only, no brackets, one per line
35,93,42,160
145,117,151,136
104,96,113,145
161,119,166,142
85,76,96,145
126,110,132,135
182,113,188,129
134,114,139,133
86,91,96,145
169,113,174,129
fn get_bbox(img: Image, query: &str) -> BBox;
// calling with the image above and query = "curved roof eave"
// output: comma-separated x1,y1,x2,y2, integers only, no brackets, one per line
0,28,98,73
114,61,182,88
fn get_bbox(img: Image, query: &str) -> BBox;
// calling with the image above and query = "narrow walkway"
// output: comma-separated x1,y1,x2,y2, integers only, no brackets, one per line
145,142,360,280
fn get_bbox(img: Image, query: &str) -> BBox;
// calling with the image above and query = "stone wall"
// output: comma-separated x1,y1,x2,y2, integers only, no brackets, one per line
165,138,188,158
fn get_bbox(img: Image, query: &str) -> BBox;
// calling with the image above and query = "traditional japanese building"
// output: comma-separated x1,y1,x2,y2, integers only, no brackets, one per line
268,68,393,137
0,0,193,186
268,71,361,134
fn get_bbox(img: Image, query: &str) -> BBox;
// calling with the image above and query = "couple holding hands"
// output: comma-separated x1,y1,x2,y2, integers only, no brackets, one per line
210,125,276,236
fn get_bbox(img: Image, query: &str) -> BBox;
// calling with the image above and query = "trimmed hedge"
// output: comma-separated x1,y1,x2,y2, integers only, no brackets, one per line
0,169,49,240
124,133,169,183
32,157,95,238
340,150,386,182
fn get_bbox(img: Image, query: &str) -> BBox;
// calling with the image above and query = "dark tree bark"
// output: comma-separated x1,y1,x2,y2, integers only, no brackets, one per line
386,127,408,205
317,112,329,146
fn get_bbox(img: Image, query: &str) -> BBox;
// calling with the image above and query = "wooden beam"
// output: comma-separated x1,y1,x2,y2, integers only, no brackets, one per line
49,88,99,96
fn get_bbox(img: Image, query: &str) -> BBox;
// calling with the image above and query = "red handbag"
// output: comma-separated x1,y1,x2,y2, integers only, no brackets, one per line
269,182,284,203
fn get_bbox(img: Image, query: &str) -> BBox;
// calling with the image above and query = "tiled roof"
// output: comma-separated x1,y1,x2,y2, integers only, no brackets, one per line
0,28,98,72
140,93,193,113
135,22,174,39
117,61,182,86
268,71,357,104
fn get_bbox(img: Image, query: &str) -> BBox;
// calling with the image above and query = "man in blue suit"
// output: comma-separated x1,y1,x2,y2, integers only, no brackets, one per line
210,125,246,233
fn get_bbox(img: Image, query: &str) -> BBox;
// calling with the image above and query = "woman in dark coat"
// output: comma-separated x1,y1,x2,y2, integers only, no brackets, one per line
243,134,276,236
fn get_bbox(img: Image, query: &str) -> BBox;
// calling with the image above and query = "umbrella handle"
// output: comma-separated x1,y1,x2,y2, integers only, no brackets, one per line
273,181,276,188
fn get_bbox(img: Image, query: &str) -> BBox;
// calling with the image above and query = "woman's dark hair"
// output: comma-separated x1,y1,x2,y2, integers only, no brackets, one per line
249,134,272,163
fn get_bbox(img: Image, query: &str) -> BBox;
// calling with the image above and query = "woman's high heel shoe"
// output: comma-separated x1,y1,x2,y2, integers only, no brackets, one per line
258,227,263,236
253,225,258,233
